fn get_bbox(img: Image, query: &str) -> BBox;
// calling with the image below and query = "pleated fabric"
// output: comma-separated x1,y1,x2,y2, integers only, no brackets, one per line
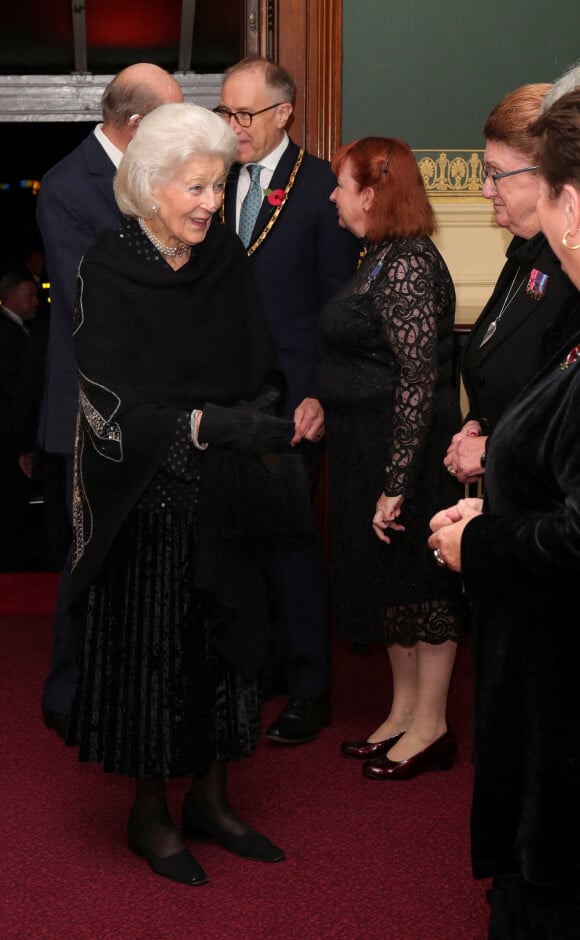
68,441,260,780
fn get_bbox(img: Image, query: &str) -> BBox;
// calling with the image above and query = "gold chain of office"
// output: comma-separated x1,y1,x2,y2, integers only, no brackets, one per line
220,148,305,256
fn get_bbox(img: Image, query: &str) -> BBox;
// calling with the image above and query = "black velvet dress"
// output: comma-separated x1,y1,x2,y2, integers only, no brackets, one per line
67,218,280,780
461,302,580,933
318,237,463,645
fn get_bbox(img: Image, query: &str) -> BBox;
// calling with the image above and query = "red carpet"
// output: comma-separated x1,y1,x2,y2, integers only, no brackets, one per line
0,575,489,939
0,572,60,615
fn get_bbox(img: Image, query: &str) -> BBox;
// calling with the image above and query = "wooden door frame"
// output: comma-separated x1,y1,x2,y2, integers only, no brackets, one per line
245,0,343,160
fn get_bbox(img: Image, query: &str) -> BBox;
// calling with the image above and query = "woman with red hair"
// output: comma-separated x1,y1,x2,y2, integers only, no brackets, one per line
319,136,463,781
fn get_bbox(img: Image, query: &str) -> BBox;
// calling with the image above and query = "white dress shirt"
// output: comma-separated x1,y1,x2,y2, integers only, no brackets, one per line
94,124,124,169
235,133,290,231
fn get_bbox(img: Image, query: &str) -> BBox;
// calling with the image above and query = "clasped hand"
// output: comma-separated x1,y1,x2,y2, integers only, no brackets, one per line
444,421,486,484
427,497,483,572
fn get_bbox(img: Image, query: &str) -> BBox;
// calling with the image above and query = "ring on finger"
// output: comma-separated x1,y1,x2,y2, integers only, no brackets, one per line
433,548,446,568
447,465,457,476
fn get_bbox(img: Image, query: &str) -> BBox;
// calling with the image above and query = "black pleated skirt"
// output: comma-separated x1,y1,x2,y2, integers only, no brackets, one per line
67,458,260,780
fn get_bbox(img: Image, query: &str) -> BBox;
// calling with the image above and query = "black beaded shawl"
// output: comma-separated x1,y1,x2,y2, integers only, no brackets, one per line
71,218,279,618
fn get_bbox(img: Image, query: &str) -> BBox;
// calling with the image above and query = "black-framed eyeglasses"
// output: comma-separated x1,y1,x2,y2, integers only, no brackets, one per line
482,161,539,185
212,102,284,128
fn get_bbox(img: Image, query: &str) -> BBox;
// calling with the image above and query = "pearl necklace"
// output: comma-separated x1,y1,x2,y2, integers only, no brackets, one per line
137,217,190,257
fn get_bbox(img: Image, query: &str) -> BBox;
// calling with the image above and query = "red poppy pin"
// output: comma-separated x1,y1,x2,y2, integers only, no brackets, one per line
264,187,285,206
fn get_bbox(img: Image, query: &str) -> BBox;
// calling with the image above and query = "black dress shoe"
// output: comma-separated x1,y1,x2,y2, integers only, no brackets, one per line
362,729,457,781
265,695,331,744
182,795,284,862
42,708,69,741
340,731,404,761
127,817,208,886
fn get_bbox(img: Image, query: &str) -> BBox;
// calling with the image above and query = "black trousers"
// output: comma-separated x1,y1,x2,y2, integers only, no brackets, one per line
42,453,80,713
271,441,330,699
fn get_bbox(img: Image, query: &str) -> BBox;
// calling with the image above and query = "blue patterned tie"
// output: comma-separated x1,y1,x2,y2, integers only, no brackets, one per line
238,164,264,248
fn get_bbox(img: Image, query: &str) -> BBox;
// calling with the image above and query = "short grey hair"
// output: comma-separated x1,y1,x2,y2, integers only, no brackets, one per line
541,60,580,113
223,57,296,106
114,103,238,218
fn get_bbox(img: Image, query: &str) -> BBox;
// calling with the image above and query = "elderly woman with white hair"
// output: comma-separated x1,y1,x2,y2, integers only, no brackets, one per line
67,103,296,885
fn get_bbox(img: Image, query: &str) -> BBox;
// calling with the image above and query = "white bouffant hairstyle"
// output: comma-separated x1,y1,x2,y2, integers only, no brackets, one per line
540,60,580,114
114,102,238,218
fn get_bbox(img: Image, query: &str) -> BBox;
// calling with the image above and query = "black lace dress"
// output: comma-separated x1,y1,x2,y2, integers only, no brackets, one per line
319,237,463,645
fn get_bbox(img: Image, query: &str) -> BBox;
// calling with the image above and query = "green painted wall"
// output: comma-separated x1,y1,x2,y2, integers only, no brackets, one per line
342,0,579,149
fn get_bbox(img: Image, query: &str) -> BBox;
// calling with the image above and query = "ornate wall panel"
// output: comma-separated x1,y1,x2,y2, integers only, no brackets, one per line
416,149,486,199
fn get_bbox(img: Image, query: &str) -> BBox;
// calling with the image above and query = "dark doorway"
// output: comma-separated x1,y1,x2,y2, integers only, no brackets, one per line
0,122,93,270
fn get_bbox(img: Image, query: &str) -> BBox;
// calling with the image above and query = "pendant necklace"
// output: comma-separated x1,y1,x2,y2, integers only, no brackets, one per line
479,267,526,348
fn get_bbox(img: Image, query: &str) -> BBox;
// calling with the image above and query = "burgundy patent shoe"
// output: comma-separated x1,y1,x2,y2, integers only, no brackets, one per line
340,731,404,761
362,729,457,781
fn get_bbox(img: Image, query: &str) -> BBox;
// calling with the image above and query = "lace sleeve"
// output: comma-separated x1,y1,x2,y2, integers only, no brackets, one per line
377,250,439,496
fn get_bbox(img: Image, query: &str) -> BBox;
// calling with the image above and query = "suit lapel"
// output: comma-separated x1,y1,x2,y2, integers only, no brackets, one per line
225,141,301,243
251,140,300,238
81,134,122,218
224,165,240,232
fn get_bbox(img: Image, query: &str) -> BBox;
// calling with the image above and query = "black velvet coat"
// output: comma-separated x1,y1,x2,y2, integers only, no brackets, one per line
461,299,580,886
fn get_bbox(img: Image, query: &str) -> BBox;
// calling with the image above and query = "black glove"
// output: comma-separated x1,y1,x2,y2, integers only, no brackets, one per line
199,402,294,453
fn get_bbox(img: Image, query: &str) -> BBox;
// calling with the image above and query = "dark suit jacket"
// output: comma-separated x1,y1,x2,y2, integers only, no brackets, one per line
223,139,359,417
462,232,577,433
36,131,124,454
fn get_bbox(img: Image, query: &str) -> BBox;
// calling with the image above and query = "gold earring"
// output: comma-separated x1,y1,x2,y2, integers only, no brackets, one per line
562,229,580,250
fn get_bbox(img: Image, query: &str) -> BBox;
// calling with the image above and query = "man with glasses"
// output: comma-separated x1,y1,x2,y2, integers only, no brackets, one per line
215,56,358,745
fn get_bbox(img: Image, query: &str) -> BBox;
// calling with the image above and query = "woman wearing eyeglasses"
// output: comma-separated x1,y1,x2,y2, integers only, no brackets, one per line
444,84,577,484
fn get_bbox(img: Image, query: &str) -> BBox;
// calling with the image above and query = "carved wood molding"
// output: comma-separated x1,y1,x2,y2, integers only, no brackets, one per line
244,0,272,57
273,0,342,160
